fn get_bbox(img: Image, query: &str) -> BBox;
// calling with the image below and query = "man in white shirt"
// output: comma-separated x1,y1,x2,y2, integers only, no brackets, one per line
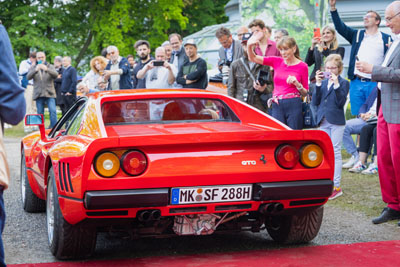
330,0,392,115
136,47,177,89
104,45,132,90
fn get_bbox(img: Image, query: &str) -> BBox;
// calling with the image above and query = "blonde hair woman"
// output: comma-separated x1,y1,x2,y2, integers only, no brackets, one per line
82,56,108,91
312,54,349,200
305,26,345,83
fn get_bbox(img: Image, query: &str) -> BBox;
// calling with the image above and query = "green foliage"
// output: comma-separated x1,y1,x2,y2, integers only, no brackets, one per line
242,0,329,59
169,0,229,36
1,0,192,73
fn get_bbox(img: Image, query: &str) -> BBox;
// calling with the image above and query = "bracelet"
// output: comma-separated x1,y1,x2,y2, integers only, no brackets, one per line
296,85,303,91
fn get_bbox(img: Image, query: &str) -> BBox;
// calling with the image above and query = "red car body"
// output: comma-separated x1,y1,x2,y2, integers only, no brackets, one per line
21,89,334,259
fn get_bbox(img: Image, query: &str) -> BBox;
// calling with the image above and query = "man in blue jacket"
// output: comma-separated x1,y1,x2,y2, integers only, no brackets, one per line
0,22,26,266
330,0,391,115
104,45,132,90
60,56,77,115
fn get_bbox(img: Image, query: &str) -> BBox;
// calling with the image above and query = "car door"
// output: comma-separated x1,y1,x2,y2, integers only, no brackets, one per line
32,98,87,193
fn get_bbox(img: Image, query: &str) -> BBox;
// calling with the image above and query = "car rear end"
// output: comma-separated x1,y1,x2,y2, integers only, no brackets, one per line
61,92,334,241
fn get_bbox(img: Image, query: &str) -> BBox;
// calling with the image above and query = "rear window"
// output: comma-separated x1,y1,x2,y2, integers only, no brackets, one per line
102,98,237,125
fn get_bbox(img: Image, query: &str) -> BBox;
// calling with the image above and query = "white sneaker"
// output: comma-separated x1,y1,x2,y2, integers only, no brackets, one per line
361,163,378,175
349,160,367,173
343,155,359,169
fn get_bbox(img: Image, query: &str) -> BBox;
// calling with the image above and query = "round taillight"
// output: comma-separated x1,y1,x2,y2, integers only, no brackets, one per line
121,150,147,176
94,152,120,177
275,144,299,169
300,143,323,168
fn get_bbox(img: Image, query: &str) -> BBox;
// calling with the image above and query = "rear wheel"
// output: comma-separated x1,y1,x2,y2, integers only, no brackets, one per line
47,167,97,259
266,207,324,244
20,151,45,212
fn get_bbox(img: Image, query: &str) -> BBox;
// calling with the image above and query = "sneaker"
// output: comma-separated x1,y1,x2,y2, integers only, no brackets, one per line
349,161,367,173
329,187,343,200
343,155,359,169
361,162,378,175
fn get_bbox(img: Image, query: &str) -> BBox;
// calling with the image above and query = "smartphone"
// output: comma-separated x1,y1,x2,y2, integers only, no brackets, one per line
313,28,321,39
153,61,164,67
323,71,331,79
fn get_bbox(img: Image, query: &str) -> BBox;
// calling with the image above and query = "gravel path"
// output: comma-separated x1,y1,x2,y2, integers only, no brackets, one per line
3,138,400,264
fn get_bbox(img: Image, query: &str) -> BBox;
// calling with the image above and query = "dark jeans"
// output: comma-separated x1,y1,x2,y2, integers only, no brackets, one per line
61,94,76,116
271,97,303,130
0,187,5,267
359,123,377,156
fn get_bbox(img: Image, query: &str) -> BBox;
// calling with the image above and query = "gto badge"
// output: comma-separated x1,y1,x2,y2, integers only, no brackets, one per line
242,160,256,165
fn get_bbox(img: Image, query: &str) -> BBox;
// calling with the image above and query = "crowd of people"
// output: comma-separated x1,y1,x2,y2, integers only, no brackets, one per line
8,0,400,240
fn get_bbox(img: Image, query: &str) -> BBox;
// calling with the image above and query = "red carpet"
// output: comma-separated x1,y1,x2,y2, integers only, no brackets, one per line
9,240,400,267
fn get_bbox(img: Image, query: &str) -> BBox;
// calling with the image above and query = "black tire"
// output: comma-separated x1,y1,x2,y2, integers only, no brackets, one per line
20,151,45,212
266,206,324,244
47,168,97,259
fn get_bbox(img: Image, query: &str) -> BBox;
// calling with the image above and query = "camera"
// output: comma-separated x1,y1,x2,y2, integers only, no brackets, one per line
323,71,331,79
153,61,164,67
257,70,271,86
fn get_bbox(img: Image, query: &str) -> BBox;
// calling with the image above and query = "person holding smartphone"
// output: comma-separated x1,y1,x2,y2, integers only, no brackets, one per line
305,26,344,83
136,46,177,89
312,54,349,200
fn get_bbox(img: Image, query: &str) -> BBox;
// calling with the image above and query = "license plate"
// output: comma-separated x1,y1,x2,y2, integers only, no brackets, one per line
170,184,252,204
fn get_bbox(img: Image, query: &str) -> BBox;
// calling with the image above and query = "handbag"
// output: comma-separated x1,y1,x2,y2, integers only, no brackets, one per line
302,95,318,129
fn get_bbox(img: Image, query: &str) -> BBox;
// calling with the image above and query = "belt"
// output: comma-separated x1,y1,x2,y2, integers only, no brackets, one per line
267,92,301,108
354,75,371,82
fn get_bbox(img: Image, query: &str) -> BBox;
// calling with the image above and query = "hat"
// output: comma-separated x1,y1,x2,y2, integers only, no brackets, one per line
241,32,252,43
184,39,197,47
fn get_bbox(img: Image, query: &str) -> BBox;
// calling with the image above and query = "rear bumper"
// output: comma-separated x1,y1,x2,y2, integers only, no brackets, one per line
253,179,333,201
84,179,333,210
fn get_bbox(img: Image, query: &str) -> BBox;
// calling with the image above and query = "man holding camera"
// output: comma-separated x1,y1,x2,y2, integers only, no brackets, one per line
136,47,177,89
228,33,271,112
216,27,243,69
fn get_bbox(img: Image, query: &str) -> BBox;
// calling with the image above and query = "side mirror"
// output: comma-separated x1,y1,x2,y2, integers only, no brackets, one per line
25,114,43,125
25,114,47,141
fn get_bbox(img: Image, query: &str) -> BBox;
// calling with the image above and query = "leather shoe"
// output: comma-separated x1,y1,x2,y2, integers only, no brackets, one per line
372,207,400,224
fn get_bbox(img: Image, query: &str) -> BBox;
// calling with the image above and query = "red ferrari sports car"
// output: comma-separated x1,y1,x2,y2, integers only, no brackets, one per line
21,89,334,259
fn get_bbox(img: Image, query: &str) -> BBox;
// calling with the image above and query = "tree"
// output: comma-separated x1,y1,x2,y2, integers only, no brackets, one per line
242,0,329,58
169,0,229,36
0,0,188,71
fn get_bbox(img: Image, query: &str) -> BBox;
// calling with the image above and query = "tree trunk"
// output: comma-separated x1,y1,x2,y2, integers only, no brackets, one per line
74,30,93,68
299,0,315,23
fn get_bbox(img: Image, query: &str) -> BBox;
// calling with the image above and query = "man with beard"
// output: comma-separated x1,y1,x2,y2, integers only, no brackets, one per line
228,33,270,112
176,39,208,89
133,40,153,89
104,45,132,90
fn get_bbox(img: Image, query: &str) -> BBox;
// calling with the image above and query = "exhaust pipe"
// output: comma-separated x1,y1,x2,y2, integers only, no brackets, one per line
150,210,161,220
259,203,284,214
138,210,151,222
274,203,284,212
